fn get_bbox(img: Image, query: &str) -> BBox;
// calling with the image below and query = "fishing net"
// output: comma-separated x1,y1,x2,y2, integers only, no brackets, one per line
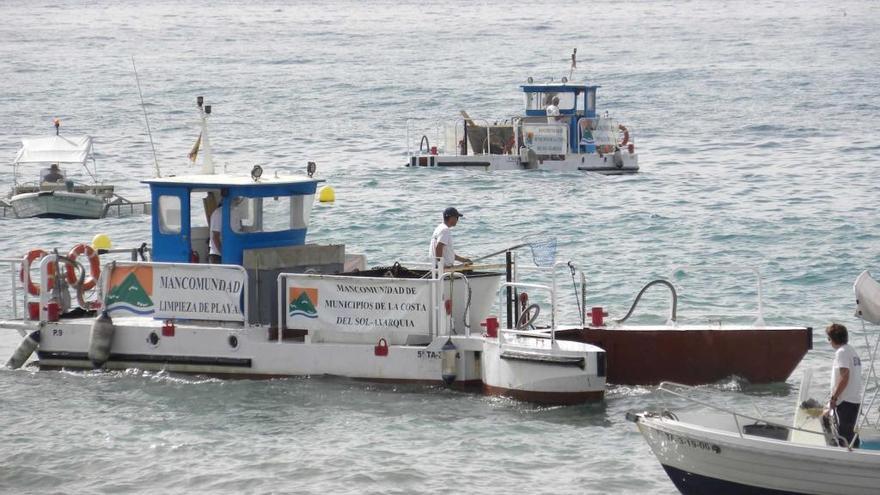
523,235,557,267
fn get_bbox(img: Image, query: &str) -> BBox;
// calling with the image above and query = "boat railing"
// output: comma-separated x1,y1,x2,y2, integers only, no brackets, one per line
1,246,151,323
497,281,557,343
103,194,152,217
404,118,444,160
406,116,521,158
670,264,766,326
657,382,835,445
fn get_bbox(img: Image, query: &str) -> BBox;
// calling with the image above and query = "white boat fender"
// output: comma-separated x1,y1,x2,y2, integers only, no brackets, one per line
613,149,624,168
5,330,41,369
441,337,459,385
88,310,115,368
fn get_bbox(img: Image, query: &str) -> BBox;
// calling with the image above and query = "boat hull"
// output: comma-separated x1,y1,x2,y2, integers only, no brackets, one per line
407,152,638,174
556,325,812,385
7,318,605,406
634,413,880,495
10,191,105,219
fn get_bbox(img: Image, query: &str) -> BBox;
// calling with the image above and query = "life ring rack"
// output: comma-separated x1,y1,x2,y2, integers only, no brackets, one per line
618,124,630,147
20,249,55,296
66,243,101,291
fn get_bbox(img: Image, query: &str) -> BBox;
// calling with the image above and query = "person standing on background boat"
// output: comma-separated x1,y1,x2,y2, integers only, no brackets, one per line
429,207,471,268
545,96,561,124
825,323,862,447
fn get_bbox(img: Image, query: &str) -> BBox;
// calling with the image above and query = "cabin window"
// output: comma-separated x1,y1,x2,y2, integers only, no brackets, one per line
290,194,314,229
230,196,261,233
586,90,596,114
248,194,314,233
525,92,576,112
158,195,182,234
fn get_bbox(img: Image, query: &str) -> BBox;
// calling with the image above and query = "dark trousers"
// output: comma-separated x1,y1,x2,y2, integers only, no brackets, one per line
836,401,861,447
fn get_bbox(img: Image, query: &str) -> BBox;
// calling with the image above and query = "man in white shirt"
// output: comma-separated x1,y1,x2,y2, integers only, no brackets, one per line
545,96,561,124
826,323,862,447
429,207,471,268
209,200,223,264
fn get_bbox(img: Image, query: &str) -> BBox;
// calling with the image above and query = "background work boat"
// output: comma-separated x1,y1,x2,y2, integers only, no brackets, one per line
406,79,638,173
627,271,880,495
5,121,148,219
0,98,605,406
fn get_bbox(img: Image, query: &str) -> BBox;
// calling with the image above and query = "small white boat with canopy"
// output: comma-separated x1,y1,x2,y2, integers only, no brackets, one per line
5,120,147,219
627,271,880,495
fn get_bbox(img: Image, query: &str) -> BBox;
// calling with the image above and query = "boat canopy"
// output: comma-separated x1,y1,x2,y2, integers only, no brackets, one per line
14,135,93,165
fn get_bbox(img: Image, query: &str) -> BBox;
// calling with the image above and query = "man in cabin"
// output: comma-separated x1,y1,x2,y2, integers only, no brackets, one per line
545,96,561,124
825,323,862,447
429,207,471,268
43,163,64,183
209,198,223,264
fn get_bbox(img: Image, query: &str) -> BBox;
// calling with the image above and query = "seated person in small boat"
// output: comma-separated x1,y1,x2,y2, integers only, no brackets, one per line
429,207,471,268
43,163,64,183
825,323,862,447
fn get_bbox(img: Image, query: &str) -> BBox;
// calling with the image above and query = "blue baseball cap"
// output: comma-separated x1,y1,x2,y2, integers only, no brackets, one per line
443,207,463,219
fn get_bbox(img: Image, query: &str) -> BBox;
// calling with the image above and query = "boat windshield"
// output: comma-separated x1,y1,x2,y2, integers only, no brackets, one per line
231,194,314,233
525,91,576,112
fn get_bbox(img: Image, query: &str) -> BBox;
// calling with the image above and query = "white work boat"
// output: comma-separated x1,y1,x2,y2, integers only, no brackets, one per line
627,270,880,495
1,99,606,406
405,79,638,174
5,120,148,219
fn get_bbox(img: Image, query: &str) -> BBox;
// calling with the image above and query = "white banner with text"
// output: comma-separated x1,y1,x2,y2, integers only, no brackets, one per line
284,274,433,333
104,263,246,321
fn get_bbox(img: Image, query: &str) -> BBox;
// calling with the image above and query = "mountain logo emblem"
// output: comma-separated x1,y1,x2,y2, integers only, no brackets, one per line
105,266,154,315
288,287,318,319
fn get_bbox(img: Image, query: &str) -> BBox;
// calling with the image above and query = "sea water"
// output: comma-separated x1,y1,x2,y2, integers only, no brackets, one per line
0,0,878,493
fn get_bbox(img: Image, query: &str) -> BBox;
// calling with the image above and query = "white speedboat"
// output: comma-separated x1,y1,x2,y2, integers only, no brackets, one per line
406,79,638,174
6,120,147,219
628,271,880,495
0,98,606,406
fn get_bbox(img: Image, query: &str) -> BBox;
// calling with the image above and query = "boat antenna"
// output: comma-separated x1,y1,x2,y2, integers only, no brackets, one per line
131,56,162,178
569,48,577,81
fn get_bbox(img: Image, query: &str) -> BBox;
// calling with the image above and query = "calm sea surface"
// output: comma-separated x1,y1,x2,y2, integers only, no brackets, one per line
1,1,879,493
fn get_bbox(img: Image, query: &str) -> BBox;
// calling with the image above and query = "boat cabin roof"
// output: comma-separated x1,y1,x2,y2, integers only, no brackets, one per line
14,135,93,165
520,83,599,93
143,174,323,191
145,173,323,266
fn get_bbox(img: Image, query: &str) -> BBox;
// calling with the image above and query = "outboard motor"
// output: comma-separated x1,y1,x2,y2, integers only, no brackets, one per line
88,310,115,368
5,330,41,369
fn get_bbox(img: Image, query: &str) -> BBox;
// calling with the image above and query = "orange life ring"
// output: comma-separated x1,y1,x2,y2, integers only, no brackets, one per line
618,124,630,147
20,249,55,296
66,243,101,290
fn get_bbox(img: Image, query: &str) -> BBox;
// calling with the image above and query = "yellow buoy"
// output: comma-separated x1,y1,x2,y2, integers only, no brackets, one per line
318,185,336,203
92,233,112,252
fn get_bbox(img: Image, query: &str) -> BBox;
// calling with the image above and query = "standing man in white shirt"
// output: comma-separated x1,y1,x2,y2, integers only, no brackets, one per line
429,207,472,268
826,323,862,447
